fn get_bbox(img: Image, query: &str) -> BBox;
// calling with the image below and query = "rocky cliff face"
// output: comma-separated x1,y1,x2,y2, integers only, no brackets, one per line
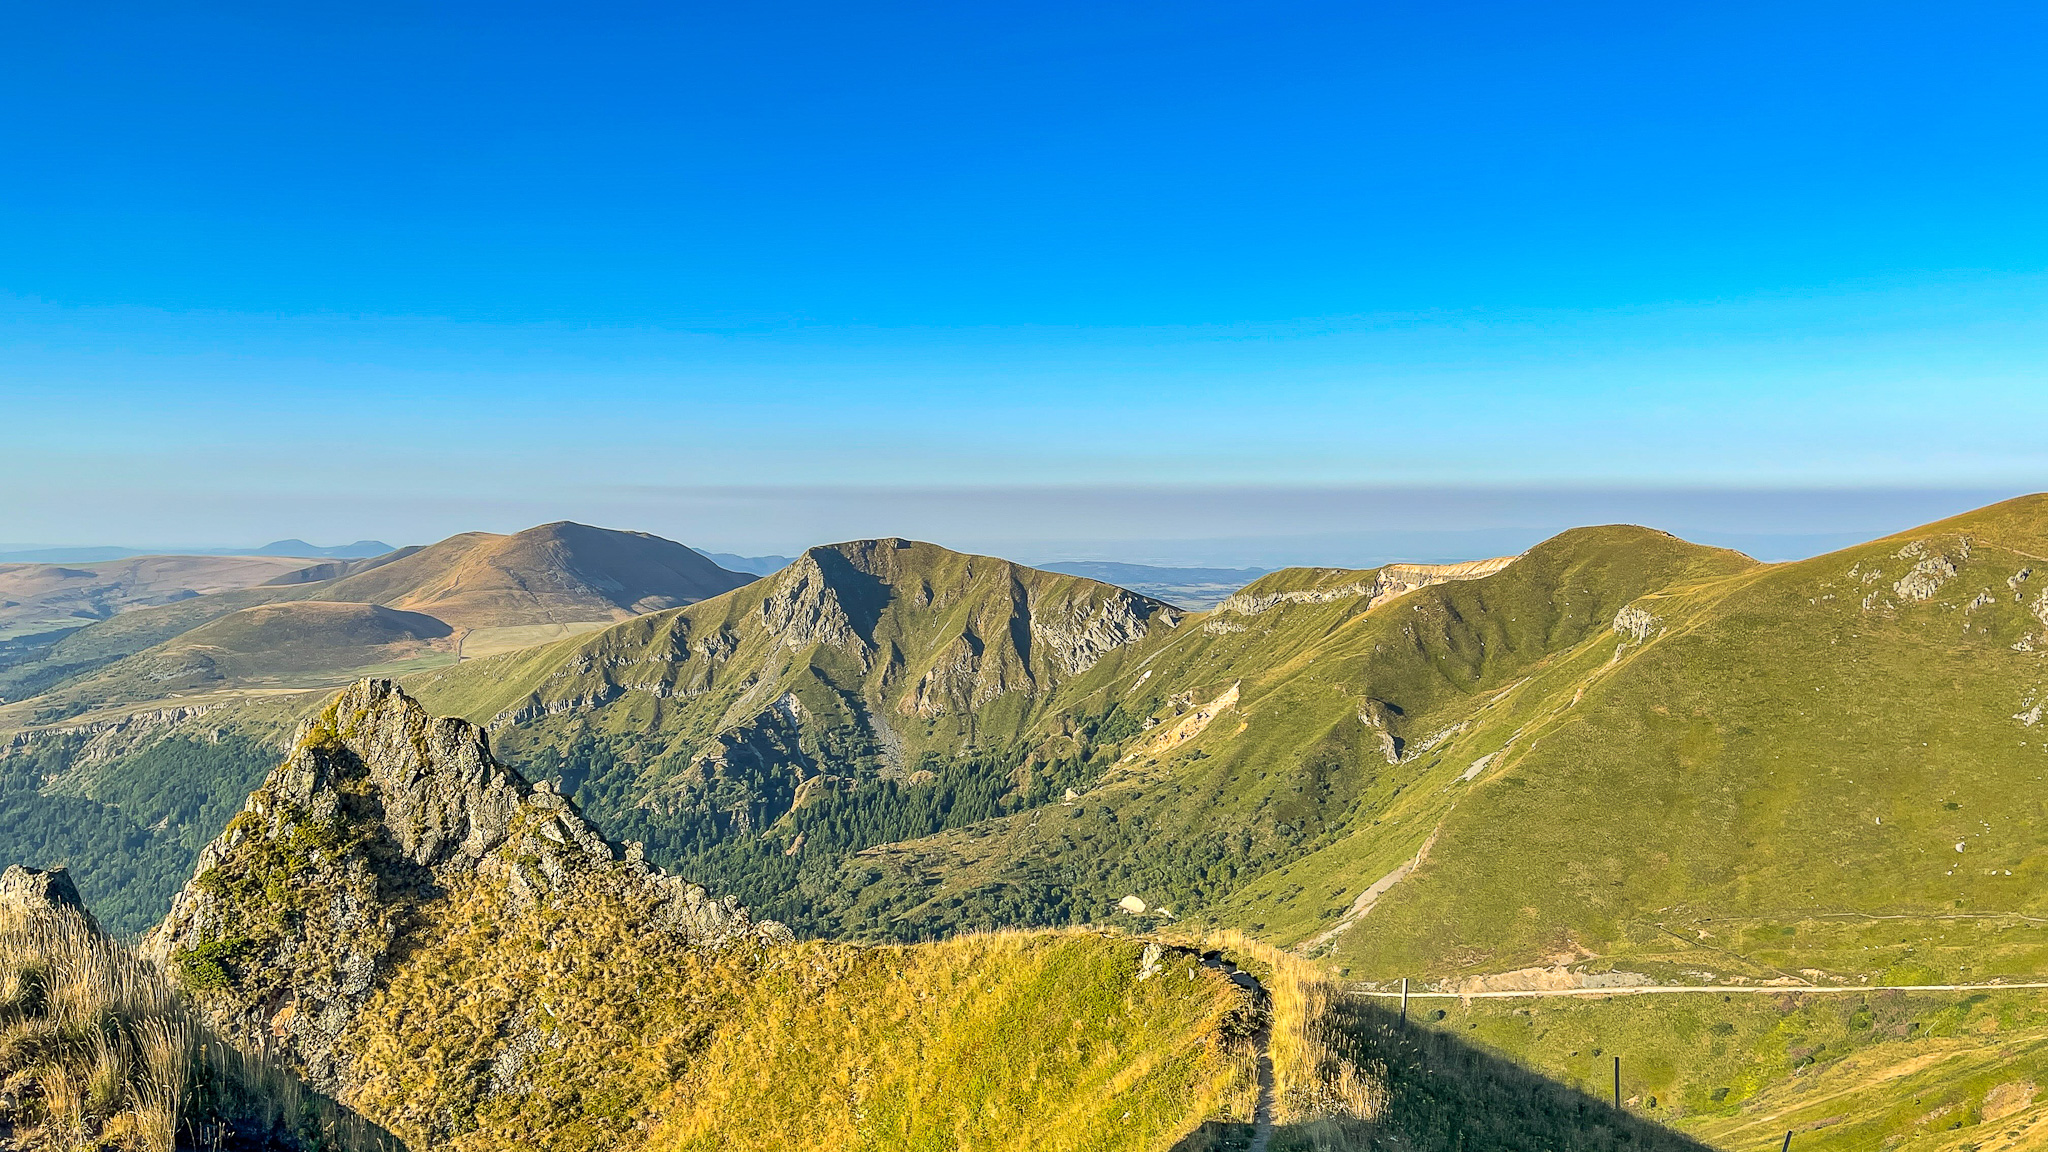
143,678,786,1094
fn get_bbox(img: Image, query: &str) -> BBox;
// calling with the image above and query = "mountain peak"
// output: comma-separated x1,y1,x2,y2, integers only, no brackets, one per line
144,678,785,1091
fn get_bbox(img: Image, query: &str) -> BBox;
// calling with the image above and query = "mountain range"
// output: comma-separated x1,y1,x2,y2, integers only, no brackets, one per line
5,499,2048,1149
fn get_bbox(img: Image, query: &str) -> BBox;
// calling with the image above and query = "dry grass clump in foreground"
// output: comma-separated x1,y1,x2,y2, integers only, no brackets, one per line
0,906,389,1151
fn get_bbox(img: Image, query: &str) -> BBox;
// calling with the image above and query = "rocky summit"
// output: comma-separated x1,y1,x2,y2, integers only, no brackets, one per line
143,678,786,1094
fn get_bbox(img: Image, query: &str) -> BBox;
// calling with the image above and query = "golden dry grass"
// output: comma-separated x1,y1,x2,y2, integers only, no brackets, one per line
0,905,389,1151
651,927,1255,1152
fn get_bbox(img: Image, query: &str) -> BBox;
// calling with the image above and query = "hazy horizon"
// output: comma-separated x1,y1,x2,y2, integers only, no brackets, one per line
0,484,2024,570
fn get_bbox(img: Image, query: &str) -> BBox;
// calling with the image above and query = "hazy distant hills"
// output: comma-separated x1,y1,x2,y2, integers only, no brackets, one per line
1035,560,1269,608
701,551,796,575
0,522,754,716
0,553,334,644
0,539,394,563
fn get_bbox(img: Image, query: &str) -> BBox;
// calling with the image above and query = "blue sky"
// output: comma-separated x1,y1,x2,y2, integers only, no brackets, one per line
4,2,2046,562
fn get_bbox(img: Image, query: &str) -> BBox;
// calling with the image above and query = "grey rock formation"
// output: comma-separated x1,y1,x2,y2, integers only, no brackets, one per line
0,864,98,931
761,553,865,654
143,677,787,1093
1611,605,1660,643
1030,590,1176,676
1893,554,1959,603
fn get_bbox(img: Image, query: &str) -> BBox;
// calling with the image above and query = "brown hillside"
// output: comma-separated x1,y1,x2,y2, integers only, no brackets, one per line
319,522,754,629
0,554,327,639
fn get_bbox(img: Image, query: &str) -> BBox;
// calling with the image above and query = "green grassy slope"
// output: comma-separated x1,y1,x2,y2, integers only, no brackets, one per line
1325,493,2048,984
1367,987,2048,1152
788,526,1754,940
51,601,458,704
0,584,321,705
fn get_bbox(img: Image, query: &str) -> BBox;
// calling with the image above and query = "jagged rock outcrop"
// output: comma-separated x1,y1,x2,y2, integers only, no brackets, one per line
0,864,98,931
1611,604,1660,642
1029,589,1176,675
143,678,786,1094
760,553,866,654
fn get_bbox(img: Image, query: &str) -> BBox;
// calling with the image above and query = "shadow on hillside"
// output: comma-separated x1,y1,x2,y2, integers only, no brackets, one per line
1172,996,1713,1152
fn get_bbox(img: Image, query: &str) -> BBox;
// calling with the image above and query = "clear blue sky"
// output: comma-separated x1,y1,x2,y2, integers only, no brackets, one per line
4,2,2046,562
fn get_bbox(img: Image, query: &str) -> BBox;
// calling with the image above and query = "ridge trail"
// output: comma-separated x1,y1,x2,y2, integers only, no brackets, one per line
1354,980,2048,1000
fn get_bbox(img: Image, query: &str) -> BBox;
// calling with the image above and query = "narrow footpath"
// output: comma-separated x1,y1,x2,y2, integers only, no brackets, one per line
1355,979,2048,1000
1196,950,1276,1152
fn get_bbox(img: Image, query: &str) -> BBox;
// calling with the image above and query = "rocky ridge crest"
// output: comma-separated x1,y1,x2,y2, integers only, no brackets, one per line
142,678,787,1093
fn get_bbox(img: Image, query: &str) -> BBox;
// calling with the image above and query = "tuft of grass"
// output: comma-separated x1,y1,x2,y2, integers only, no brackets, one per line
0,903,390,1151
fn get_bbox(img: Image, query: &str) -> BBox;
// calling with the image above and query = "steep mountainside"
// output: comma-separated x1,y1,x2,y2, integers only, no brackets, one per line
1310,492,2048,985
784,528,1750,940
406,538,1188,926
768,496,2048,992
140,679,1275,1152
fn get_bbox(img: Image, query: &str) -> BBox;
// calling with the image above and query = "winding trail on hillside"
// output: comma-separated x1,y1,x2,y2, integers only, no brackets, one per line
1353,980,2048,1000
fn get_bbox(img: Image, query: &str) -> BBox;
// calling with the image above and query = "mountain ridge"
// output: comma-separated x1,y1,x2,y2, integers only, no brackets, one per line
131,678,1285,1152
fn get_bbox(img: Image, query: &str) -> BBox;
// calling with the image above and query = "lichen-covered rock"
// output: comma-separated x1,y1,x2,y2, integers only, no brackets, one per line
143,678,786,1096
1893,554,1959,602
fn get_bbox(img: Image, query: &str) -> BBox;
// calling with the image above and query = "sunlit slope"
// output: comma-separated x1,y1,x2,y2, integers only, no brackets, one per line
767,527,1754,937
142,680,1264,1152
1388,987,2048,1152
0,523,750,720
1317,492,2048,983
408,536,1183,798
68,601,456,697
0,553,326,640
316,520,753,628
413,536,1181,739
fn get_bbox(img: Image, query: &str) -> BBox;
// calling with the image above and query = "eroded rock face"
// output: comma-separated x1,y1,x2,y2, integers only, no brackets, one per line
761,553,865,654
1029,590,1175,676
0,864,96,930
143,678,787,1095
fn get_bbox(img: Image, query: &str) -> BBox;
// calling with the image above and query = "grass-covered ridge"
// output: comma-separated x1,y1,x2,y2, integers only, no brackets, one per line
134,681,1350,1152
785,525,1755,941
1327,493,2048,983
